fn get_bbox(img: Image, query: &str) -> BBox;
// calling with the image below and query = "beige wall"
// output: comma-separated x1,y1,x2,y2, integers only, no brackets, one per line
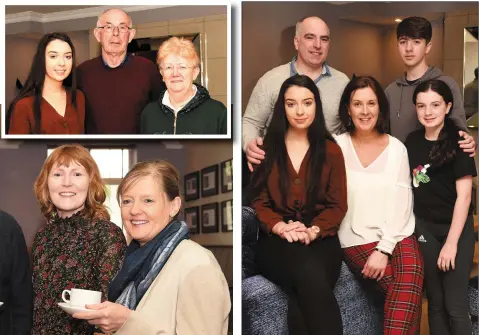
332,20,383,83
5,36,38,110
464,41,478,85
184,140,233,247
443,7,478,89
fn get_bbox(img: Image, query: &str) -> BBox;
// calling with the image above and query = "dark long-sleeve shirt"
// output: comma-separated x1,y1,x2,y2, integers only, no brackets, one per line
251,140,348,238
0,211,33,335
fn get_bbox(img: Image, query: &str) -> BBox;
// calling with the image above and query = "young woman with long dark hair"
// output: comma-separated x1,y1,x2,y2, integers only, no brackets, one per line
250,74,347,335
7,32,84,134
406,79,477,335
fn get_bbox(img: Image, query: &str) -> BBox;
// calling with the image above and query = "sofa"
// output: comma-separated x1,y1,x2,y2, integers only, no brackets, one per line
242,206,383,335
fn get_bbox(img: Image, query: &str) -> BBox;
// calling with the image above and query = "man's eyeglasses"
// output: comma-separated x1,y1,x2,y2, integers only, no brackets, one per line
97,24,132,34
161,65,196,75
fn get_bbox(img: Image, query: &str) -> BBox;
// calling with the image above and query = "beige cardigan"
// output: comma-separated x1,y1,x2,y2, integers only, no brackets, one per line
116,240,230,335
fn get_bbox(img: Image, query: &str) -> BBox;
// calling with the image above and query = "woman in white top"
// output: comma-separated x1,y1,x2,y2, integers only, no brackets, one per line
335,76,424,335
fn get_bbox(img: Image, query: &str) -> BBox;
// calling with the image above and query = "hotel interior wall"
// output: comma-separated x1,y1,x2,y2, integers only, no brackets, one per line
241,1,477,114
5,5,227,108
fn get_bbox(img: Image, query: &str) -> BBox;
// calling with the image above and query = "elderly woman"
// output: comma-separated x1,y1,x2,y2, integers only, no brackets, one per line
335,76,424,335
31,144,126,334
141,37,227,134
73,160,231,334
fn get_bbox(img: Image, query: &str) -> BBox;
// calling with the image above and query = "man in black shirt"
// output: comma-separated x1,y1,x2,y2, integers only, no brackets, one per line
0,211,32,335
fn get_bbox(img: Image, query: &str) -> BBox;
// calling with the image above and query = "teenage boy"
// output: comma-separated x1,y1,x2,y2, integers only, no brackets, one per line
385,16,475,152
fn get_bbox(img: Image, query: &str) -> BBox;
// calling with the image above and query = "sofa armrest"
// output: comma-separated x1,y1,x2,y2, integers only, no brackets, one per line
242,206,259,244
242,207,259,279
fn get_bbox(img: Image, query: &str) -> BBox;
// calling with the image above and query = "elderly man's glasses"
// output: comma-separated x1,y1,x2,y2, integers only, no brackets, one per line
97,24,131,34
161,65,196,75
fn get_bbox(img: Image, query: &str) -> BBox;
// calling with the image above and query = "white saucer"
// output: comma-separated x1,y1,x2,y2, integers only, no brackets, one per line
58,302,91,315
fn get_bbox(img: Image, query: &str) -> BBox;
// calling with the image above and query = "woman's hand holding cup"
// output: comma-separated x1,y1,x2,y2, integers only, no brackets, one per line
72,301,131,334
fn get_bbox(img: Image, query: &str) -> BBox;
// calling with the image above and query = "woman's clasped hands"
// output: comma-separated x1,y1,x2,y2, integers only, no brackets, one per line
272,220,318,245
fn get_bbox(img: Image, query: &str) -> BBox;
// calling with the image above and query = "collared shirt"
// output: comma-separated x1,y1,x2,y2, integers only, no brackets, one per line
162,85,198,115
101,53,130,69
289,56,332,83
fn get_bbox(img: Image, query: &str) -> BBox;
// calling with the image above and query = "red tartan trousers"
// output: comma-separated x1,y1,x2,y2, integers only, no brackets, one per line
343,236,424,335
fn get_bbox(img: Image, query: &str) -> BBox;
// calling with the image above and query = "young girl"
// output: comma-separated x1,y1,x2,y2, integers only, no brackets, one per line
250,74,347,335
7,32,84,134
405,79,477,335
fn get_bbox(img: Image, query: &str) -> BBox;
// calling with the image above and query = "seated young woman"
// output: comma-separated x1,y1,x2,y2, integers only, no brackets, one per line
249,74,348,335
336,75,424,335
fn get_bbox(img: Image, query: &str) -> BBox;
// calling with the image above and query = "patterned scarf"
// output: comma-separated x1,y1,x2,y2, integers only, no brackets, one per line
108,220,189,310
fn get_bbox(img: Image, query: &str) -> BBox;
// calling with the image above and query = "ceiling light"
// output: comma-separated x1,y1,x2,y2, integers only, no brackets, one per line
395,18,402,23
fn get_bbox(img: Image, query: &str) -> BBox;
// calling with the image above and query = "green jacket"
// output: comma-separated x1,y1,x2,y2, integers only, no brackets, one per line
141,84,227,134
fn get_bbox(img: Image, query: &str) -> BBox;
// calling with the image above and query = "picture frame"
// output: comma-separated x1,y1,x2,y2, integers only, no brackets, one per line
184,171,199,201
201,203,219,233
220,159,233,193
184,207,199,234
221,200,233,232
201,165,219,197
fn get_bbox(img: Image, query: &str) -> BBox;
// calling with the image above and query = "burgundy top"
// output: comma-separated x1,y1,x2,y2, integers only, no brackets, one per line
251,140,348,238
77,56,164,134
8,90,85,135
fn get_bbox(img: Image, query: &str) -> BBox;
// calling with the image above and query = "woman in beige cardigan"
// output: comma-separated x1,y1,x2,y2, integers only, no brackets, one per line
73,160,230,335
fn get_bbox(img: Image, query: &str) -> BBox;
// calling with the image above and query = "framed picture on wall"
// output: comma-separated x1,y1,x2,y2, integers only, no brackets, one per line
220,159,233,193
201,203,218,233
201,165,219,197
184,171,199,201
221,200,233,232
185,207,199,234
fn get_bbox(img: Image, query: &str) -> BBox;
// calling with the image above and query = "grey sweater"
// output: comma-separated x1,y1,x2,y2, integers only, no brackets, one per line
242,62,349,150
385,67,467,143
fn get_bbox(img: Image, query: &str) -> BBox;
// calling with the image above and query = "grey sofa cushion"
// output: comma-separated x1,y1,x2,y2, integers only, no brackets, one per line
242,262,383,335
242,275,288,335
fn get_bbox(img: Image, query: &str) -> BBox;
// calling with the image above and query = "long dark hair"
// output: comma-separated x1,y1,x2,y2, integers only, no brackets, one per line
250,74,334,211
6,32,77,134
413,79,457,168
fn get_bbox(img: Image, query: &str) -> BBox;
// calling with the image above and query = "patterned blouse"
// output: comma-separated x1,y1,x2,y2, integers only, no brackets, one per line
32,212,127,334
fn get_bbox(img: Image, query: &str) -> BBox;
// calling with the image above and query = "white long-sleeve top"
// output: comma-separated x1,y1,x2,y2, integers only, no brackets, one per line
335,133,415,254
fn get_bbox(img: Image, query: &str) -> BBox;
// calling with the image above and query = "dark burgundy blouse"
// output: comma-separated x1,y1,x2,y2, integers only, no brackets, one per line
251,140,348,238
8,89,85,134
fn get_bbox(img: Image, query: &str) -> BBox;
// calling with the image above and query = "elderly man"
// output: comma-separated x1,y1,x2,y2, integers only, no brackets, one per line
242,16,349,171
0,211,32,335
77,8,164,134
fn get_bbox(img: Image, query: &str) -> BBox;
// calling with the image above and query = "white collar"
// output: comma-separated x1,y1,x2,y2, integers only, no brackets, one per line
162,85,197,115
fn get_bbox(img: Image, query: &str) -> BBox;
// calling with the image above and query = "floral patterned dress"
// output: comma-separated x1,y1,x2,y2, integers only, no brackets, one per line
32,212,127,334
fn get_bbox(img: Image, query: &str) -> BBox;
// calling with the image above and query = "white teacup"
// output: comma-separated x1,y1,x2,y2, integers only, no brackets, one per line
62,288,101,308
